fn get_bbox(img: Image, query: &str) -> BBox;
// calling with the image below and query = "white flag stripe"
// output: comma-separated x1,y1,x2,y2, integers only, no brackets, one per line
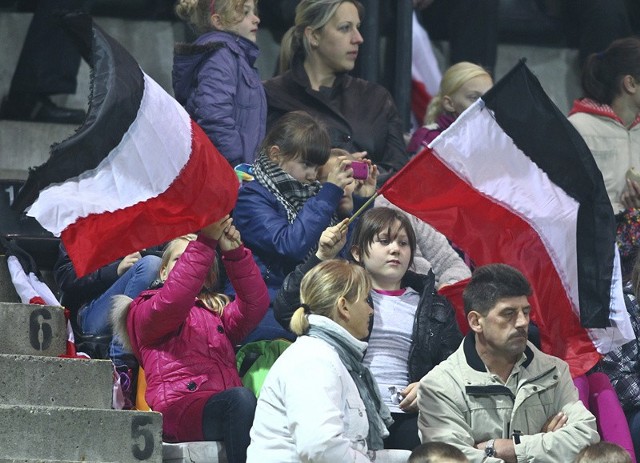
431,100,633,352
7,256,60,306
27,73,192,235
432,101,580,308
411,12,441,97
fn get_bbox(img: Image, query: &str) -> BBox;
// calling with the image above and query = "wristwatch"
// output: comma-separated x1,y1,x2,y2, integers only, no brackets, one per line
485,439,497,458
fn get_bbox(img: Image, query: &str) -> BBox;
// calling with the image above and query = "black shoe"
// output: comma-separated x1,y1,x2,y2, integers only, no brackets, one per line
0,93,86,125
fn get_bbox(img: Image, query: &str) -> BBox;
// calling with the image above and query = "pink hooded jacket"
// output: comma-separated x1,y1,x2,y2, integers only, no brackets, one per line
125,235,269,442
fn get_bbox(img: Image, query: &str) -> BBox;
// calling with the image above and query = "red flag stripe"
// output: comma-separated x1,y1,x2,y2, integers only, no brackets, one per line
383,147,601,376
28,74,192,235
62,120,238,277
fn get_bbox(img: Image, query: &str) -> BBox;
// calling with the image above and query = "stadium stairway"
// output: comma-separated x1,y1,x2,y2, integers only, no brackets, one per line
0,11,230,462
0,262,229,461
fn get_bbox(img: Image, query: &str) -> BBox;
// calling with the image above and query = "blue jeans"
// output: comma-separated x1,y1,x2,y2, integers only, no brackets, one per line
78,255,161,362
202,387,256,463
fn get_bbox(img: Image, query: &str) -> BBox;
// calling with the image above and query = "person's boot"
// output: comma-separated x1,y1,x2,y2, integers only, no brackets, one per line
0,92,85,124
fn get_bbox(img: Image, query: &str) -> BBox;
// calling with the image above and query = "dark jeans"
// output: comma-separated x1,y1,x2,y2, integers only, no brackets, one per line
77,255,161,363
202,387,257,463
385,412,420,452
10,0,86,96
627,408,640,462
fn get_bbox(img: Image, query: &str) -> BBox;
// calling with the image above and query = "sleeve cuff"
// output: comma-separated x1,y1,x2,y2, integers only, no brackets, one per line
221,246,246,261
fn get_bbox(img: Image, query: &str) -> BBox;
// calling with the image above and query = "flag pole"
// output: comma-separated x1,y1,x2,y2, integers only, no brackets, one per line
347,191,379,225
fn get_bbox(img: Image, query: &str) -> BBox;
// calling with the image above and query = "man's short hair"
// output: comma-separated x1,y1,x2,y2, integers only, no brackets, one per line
409,442,468,463
463,263,532,316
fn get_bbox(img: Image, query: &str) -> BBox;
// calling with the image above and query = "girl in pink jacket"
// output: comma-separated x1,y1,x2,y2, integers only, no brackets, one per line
112,215,269,463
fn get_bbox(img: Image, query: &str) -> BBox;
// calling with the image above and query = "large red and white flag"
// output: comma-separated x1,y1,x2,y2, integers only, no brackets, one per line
382,61,633,377
12,14,238,277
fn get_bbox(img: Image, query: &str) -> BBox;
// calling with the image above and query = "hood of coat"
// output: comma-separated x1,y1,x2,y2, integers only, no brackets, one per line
110,294,135,351
172,30,260,105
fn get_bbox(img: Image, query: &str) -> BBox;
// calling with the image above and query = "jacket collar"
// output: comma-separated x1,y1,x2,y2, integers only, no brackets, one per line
402,269,435,295
290,53,349,95
569,98,640,129
178,30,260,65
463,332,534,373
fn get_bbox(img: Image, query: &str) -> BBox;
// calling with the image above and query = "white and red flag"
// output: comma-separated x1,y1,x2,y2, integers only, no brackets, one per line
381,61,633,377
13,14,238,278
410,12,441,128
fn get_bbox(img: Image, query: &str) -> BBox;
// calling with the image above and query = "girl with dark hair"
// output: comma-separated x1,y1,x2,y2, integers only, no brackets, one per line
568,37,640,215
273,207,462,451
569,37,640,277
233,110,356,341
348,207,462,451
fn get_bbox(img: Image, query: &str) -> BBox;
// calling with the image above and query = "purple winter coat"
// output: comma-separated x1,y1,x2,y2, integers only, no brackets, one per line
406,113,456,154
173,31,267,167
126,236,269,442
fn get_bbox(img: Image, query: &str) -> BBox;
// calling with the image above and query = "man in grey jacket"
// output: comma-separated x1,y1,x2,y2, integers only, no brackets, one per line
417,263,599,463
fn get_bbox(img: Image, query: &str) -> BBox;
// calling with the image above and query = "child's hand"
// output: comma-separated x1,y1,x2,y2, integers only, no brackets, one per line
326,156,355,191
117,252,142,276
219,222,242,252
316,219,349,261
201,214,232,241
398,382,419,413
621,178,640,209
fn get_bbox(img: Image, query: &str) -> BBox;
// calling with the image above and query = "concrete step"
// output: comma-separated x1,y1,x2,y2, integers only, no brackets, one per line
0,354,112,408
162,442,227,463
0,12,183,176
0,404,163,462
0,120,77,173
0,302,66,356
0,460,113,463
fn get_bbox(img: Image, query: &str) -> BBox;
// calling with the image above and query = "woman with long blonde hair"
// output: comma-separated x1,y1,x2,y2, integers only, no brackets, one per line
111,215,269,463
248,259,410,462
264,0,409,186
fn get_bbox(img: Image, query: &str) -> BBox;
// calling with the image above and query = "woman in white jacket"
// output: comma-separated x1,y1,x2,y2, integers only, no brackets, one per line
247,259,409,463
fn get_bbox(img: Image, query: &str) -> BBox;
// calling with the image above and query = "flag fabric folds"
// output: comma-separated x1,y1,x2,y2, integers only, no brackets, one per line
13,14,238,278
381,61,633,377
410,12,441,127
0,237,87,358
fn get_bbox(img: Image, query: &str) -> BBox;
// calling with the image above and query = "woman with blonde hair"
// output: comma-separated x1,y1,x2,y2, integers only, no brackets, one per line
248,259,410,462
111,215,269,463
407,61,493,154
264,0,409,185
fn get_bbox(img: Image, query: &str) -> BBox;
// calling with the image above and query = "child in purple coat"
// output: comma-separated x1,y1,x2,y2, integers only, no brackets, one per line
173,0,266,166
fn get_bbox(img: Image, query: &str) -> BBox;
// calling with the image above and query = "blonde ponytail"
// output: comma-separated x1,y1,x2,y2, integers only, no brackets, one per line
289,260,371,335
290,306,310,335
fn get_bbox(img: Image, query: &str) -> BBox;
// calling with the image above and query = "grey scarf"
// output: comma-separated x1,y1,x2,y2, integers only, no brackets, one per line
307,315,393,450
252,152,321,223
